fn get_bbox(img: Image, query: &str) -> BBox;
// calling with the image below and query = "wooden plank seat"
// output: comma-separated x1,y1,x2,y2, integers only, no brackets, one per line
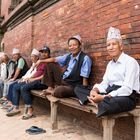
31,90,46,99
31,90,140,140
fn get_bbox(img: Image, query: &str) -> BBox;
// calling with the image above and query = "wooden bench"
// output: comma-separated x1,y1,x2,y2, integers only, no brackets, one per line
31,90,140,140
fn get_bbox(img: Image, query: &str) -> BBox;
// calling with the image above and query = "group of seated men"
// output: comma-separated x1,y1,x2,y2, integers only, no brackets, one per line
0,26,139,120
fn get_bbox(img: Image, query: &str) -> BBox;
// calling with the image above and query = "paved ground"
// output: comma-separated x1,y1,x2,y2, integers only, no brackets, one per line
0,104,102,140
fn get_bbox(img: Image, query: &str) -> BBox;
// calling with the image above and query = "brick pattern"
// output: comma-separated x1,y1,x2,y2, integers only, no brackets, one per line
0,0,10,19
3,17,33,57
0,0,140,139
1,0,140,82
33,0,140,83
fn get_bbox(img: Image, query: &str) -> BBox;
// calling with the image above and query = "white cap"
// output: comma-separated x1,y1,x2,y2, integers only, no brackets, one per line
70,35,82,44
12,48,20,54
31,48,40,56
107,27,122,42
0,52,5,58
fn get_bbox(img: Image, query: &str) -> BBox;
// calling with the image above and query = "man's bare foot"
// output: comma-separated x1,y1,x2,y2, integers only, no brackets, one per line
44,87,54,94
39,87,54,96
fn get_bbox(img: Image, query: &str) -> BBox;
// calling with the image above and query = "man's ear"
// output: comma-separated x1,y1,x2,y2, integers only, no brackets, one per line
120,44,123,51
118,40,123,51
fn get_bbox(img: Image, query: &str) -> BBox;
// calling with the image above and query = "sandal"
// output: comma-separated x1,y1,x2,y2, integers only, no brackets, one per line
26,126,46,135
22,114,36,120
1,104,12,110
0,98,7,104
6,109,21,117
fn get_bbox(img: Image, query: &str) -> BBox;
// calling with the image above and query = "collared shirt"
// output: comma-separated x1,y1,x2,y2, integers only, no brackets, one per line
56,52,92,79
16,58,25,69
22,63,37,79
94,52,140,97
33,63,46,78
0,63,7,81
7,60,15,79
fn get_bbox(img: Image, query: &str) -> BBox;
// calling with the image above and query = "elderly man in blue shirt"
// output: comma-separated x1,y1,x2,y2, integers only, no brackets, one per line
35,35,92,98
88,27,140,117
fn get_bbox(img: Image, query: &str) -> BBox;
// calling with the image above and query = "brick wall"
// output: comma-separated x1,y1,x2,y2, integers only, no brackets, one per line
0,0,10,19
33,0,140,83
0,0,140,139
1,0,140,83
3,17,33,57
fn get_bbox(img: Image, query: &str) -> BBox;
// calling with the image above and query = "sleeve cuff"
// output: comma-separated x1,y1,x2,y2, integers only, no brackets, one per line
93,84,107,93
109,90,118,97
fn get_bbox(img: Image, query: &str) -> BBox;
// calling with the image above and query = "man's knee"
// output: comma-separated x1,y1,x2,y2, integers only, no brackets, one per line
13,84,21,92
53,86,65,98
20,85,28,93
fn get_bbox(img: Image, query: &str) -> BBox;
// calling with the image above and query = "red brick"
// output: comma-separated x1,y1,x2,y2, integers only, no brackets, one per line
0,1,140,138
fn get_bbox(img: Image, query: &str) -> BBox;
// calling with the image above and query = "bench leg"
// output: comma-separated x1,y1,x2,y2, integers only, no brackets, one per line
102,117,115,140
134,116,140,140
51,101,58,130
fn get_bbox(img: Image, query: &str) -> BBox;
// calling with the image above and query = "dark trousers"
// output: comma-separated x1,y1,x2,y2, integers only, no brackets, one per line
42,63,75,98
74,85,91,105
12,63,62,106
12,82,25,106
97,85,136,117
7,81,18,102
12,81,47,107
74,84,136,117
42,63,62,87
97,92,136,117
20,81,47,106
0,81,4,98
53,80,76,98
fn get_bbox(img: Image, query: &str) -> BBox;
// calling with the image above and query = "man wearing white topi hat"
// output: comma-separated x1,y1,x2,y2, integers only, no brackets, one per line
12,48,20,54
31,48,40,56
5,48,41,116
18,48,40,82
1,48,28,108
88,27,140,117
0,52,7,81
0,53,15,98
